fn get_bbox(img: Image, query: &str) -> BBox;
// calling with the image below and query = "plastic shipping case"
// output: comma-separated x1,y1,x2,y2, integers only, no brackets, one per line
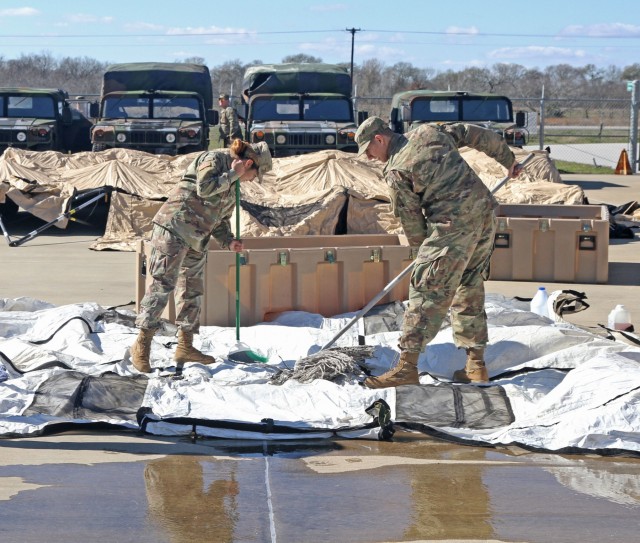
489,204,609,283
137,234,415,327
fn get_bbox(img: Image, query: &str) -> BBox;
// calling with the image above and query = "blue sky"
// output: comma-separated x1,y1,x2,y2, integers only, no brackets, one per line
0,1,639,70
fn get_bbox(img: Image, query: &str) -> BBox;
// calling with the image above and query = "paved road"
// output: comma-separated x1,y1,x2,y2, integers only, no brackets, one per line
525,142,637,169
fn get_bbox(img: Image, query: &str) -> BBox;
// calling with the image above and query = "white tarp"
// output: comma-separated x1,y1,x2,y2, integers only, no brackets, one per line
1,294,639,456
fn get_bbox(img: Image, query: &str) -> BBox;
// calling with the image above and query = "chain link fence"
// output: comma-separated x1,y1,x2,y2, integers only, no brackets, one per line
355,88,639,173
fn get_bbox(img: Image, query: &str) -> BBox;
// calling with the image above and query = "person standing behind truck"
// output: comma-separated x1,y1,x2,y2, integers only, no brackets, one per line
218,93,243,147
355,117,522,388
130,140,272,373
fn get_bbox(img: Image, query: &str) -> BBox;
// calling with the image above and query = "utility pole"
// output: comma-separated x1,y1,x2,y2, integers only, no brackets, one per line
345,27,361,93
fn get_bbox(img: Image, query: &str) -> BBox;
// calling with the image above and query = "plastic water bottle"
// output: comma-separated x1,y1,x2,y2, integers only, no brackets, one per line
608,304,632,331
530,286,550,318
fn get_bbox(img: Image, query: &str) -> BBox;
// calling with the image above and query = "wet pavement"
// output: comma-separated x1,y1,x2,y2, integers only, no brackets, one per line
1,173,640,542
2,431,640,543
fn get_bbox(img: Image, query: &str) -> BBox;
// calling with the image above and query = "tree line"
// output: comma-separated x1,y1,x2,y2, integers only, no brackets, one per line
1,51,639,103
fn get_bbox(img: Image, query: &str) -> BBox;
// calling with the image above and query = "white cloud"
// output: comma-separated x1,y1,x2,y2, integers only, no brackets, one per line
488,45,587,60
124,22,165,32
559,23,640,38
0,7,39,16
66,14,115,24
309,3,347,11
166,25,253,37
445,26,480,36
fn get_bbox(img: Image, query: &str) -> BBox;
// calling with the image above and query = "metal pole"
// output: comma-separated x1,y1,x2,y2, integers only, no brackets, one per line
345,27,361,94
629,80,639,174
539,85,545,151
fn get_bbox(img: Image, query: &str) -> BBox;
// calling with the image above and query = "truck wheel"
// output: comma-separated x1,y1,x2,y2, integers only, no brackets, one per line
92,143,106,152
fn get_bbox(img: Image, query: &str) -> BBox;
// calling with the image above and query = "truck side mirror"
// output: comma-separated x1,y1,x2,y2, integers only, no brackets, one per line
207,109,219,125
89,102,100,118
61,105,73,124
401,105,412,123
515,111,526,127
357,110,368,124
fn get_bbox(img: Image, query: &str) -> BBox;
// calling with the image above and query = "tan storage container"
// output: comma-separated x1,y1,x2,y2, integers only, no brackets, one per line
489,204,609,284
136,234,415,327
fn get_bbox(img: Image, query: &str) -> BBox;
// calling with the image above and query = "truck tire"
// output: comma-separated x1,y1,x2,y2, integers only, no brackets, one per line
92,143,106,152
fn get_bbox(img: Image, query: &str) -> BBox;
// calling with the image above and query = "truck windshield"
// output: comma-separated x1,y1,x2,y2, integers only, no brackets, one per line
303,98,352,121
411,97,512,123
4,95,56,119
153,97,201,120
103,96,201,120
252,97,352,122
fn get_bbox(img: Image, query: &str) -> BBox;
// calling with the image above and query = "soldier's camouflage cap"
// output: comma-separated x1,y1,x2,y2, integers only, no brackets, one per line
248,141,272,183
355,116,387,156
219,93,229,100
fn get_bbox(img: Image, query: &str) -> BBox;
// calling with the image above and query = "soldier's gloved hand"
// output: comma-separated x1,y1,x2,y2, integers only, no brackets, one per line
509,161,524,178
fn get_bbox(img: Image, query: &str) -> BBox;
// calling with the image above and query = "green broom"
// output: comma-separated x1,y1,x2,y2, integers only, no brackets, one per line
228,176,268,363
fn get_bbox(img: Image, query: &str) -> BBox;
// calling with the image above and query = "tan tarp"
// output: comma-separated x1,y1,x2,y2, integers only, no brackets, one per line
0,145,581,251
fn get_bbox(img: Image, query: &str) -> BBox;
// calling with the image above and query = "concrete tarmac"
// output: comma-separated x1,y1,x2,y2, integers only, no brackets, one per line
1,174,639,542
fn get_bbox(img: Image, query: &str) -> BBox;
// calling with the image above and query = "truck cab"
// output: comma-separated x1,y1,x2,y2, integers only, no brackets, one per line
243,63,359,157
390,90,528,147
89,63,217,155
0,88,92,154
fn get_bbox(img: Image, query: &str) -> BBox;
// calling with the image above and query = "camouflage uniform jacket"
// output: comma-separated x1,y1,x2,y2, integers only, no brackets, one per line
384,123,516,247
153,150,238,252
219,106,243,141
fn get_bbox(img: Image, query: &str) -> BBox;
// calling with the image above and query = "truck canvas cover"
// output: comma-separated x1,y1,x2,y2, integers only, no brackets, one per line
102,62,213,110
243,63,352,97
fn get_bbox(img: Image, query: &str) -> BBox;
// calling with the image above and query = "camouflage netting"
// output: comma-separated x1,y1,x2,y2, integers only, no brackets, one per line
0,146,579,251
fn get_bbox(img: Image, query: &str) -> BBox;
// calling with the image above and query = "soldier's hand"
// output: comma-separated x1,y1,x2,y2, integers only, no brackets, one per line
508,161,524,178
229,239,244,252
231,158,247,177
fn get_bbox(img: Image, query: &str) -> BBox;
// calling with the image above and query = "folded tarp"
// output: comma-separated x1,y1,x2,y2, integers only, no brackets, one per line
1,294,639,456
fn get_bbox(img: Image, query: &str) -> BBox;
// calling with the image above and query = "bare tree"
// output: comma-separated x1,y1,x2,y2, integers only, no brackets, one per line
281,53,323,64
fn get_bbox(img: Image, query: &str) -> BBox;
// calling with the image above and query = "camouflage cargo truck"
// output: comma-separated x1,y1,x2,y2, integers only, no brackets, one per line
89,62,218,155
242,63,359,156
389,90,528,147
0,88,92,154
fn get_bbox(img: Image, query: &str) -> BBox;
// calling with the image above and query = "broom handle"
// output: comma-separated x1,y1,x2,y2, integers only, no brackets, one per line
235,178,241,342
321,152,535,351
321,260,415,350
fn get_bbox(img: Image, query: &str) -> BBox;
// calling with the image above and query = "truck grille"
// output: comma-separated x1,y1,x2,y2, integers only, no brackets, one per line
128,131,169,145
286,133,325,147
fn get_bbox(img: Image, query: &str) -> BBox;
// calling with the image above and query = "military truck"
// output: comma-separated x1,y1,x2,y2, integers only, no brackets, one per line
89,62,218,155
242,63,361,156
0,88,92,154
389,90,528,147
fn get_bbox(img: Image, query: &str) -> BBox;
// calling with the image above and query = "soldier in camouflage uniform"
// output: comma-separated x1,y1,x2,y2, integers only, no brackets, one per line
218,93,243,147
355,116,521,388
130,140,272,373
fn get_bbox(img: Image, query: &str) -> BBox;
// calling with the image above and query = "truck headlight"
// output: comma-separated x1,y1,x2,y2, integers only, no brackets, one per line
166,133,176,143
16,131,27,142
325,135,336,145
116,133,127,143
276,134,286,144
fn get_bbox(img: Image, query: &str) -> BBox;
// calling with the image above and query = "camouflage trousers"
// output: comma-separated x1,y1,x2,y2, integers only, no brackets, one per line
136,225,207,333
399,212,497,353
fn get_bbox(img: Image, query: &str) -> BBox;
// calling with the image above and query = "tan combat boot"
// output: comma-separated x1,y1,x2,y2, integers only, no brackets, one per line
130,328,155,373
364,351,420,389
174,329,216,365
453,347,489,383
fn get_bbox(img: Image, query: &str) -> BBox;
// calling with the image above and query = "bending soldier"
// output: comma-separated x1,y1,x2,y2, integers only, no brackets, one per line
355,117,521,387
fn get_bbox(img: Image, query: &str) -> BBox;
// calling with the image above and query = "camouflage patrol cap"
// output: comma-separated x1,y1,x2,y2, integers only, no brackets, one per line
219,93,229,100
355,116,388,156
249,141,272,183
